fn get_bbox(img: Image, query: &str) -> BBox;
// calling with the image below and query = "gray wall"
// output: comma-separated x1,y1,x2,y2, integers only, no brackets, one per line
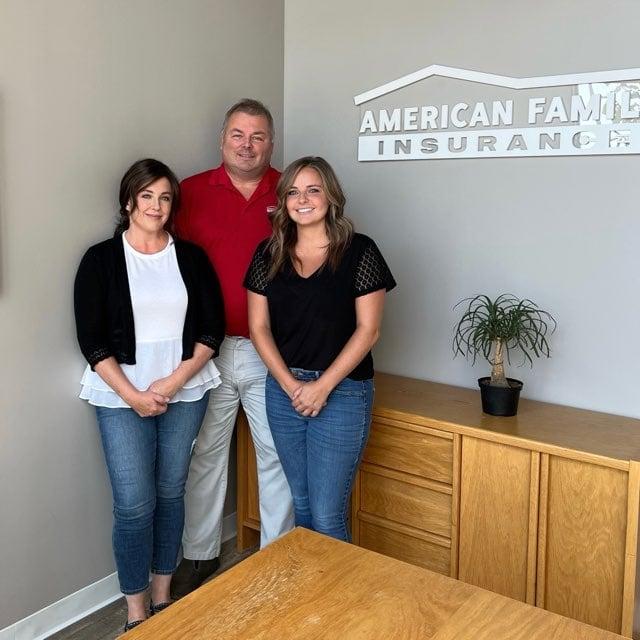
2,0,638,629
0,0,283,627
284,0,640,418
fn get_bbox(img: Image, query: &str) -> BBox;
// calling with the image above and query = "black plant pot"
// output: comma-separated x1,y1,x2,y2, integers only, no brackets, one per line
478,377,523,416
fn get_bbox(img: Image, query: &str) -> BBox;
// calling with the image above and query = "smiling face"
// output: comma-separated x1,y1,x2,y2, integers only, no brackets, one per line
128,177,173,236
285,167,329,228
221,112,273,180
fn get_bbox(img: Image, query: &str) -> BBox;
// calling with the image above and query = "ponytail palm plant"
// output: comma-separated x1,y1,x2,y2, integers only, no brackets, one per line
453,294,556,387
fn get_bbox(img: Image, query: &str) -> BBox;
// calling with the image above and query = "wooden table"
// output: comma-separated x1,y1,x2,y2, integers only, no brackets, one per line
124,528,626,639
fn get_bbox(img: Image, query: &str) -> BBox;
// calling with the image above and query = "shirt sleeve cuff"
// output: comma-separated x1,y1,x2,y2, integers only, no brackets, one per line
87,347,112,370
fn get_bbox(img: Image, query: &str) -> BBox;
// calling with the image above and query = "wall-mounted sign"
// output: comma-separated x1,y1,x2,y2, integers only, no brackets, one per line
354,65,640,161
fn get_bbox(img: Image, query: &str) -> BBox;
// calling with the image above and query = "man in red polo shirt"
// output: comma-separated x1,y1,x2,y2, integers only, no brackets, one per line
172,99,294,597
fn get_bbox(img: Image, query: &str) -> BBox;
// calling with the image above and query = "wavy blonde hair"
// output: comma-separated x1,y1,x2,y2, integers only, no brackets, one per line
267,156,354,279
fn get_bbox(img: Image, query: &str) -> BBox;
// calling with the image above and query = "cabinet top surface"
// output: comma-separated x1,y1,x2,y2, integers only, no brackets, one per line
373,373,640,463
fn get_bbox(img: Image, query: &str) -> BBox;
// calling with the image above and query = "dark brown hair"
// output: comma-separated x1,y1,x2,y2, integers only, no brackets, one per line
116,158,181,234
267,156,354,279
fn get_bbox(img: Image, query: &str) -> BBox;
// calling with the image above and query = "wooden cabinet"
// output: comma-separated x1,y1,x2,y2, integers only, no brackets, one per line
235,409,260,550
237,373,640,638
351,416,459,578
362,416,454,482
537,455,638,634
457,438,539,604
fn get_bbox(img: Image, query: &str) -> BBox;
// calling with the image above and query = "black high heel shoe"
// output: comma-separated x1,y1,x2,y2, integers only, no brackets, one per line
150,600,173,615
123,619,145,633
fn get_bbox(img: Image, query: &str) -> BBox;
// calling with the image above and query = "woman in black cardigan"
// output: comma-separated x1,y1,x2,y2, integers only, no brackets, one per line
74,159,224,632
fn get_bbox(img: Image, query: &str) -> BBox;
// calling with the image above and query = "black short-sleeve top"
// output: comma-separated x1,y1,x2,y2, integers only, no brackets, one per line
244,233,396,380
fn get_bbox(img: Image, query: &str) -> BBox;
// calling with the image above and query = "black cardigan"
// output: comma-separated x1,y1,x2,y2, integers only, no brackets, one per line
74,233,225,369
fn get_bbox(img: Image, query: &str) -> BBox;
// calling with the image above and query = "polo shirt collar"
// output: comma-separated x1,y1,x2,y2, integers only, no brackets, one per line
208,164,278,202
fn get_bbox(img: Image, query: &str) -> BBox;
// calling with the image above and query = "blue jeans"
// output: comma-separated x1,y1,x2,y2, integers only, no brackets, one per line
265,370,373,542
95,394,209,595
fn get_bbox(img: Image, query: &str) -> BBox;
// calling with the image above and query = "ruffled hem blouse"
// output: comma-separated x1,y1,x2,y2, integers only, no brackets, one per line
79,337,221,407
78,232,221,408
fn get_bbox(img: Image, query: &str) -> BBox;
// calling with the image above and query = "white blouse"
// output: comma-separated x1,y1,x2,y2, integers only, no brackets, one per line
79,232,221,408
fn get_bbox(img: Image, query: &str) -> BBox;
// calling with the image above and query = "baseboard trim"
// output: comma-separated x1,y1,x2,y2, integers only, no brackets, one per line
0,573,121,640
0,512,237,640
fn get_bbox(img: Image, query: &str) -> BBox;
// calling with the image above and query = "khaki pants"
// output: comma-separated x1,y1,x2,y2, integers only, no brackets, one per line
181,337,294,559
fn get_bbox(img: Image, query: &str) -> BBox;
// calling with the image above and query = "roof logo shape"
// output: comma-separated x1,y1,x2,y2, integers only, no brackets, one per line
353,65,640,106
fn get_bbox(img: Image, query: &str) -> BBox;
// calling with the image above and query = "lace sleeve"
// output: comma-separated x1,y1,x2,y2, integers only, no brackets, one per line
353,238,397,297
243,244,270,294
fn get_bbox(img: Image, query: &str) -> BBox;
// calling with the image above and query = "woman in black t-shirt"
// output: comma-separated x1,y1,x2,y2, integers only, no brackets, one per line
245,156,395,541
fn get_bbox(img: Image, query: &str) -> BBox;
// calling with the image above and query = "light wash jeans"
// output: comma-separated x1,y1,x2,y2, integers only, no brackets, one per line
266,369,374,542
182,337,294,559
95,394,209,595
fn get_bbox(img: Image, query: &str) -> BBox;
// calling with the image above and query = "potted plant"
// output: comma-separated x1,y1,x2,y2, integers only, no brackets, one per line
452,294,556,416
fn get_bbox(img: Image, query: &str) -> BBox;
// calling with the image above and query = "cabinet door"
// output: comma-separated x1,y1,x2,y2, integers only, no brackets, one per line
458,437,539,603
236,409,260,550
536,455,631,635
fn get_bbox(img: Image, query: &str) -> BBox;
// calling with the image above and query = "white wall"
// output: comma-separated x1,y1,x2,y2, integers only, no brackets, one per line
284,0,640,418
0,0,283,627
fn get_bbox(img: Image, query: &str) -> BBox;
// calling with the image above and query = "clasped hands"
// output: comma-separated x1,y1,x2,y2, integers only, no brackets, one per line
289,380,330,417
127,374,183,418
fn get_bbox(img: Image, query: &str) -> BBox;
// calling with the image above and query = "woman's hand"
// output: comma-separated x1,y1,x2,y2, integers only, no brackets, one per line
148,374,183,401
292,380,330,417
127,389,170,417
94,357,170,417
283,379,303,401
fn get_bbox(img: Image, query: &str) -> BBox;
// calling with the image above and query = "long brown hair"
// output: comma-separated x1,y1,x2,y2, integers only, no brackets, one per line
267,156,354,279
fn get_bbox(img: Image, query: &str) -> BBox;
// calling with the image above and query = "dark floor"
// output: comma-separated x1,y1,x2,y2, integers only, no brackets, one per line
48,539,256,640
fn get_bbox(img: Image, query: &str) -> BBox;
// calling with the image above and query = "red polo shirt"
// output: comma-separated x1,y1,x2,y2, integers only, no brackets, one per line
176,164,279,337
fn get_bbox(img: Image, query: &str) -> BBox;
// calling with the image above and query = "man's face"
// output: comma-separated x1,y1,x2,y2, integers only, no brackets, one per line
221,112,273,180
